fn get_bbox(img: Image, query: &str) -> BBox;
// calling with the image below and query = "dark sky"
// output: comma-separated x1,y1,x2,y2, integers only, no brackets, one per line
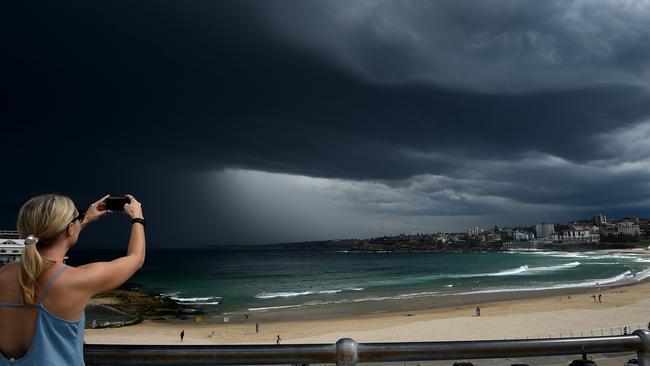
3,1,650,247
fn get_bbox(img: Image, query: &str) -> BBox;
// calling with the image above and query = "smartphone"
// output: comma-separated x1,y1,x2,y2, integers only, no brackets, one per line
104,196,130,211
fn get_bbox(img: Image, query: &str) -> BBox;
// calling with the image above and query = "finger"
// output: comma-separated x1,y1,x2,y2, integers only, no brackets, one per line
93,194,110,206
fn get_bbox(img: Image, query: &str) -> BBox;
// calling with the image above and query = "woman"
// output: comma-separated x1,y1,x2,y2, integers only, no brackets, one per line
0,194,145,365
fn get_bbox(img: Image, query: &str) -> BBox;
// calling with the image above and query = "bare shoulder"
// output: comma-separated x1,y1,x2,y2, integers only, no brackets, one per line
63,260,129,295
55,252,143,298
55,264,101,297
61,263,97,283
72,261,108,273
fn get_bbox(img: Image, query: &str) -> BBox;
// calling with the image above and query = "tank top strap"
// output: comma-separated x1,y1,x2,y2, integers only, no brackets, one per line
0,302,24,308
40,264,67,306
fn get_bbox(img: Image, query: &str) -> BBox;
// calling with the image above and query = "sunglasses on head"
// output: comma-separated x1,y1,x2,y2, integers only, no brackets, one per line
71,208,86,225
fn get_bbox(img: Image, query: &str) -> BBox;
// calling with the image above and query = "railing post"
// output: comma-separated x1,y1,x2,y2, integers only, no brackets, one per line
336,338,358,366
635,329,650,366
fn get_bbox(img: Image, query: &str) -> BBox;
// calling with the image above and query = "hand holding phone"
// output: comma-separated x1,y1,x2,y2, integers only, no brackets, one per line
123,194,143,220
104,196,131,211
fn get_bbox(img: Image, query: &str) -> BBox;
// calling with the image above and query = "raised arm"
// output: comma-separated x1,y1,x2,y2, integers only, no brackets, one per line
76,194,146,296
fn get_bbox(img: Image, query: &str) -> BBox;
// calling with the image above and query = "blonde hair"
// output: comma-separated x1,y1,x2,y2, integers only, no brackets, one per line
17,194,77,306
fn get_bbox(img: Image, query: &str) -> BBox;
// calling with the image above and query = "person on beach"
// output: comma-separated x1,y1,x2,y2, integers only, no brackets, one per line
276,335,281,344
591,294,596,302
598,294,602,303
475,306,481,317
0,194,145,365
181,329,185,342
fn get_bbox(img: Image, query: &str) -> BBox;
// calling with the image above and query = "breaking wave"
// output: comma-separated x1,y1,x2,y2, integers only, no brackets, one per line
249,291,440,312
459,270,635,295
455,261,581,278
248,269,647,313
170,296,222,305
255,287,365,299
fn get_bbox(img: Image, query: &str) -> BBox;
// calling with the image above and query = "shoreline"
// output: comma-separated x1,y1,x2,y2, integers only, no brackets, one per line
95,275,650,322
85,248,650,326
86,278,650,344
86,271,650,345
89,268,649,325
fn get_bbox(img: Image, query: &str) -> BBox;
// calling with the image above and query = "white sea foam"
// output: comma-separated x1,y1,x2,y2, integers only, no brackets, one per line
528,251,642,261
247,266,650,314
255,291,313,299
372,262,583,288
171,296,222,302
587,254,637,260
253,259,609,309
249,291,442,312
490,265,529,276
527,261,581,272
457,270,635,295
531,252,590,258
324,270,640,307
306,291,441,306
453,262,580,278
634,268,650,281
255,287,365,299
248,304,303,312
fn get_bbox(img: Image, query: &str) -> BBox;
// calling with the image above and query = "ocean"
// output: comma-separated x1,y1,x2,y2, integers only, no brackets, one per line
67,246,650,322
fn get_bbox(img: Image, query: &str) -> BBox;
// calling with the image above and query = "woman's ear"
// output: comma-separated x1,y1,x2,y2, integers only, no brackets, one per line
66,223,75,237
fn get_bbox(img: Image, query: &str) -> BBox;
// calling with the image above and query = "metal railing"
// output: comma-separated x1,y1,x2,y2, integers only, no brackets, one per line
84,329,650,366
517,323,647,340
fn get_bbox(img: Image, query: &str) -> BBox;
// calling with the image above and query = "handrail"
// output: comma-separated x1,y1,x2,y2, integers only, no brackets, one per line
84,330,650,366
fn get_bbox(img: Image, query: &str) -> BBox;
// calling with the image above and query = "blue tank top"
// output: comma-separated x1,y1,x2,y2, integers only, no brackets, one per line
0,265,86,365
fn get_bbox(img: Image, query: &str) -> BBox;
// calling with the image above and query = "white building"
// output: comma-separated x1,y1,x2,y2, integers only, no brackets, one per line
513,231,531,241
1,231,24,264
468,227,483,237
617,222,641,236
556,230,600,243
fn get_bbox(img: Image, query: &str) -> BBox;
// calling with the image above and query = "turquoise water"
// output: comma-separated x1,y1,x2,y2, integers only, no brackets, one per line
68,247,650,319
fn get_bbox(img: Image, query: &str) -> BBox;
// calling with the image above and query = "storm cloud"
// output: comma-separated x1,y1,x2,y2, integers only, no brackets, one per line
3,1,650,246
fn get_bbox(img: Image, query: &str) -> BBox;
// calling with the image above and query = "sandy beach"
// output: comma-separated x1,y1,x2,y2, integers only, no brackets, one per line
85,279,650,345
